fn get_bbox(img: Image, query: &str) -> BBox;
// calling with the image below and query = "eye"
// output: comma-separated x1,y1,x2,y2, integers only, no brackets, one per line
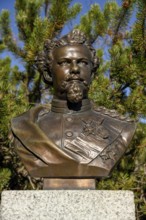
58,60,71,66
78,60,88,65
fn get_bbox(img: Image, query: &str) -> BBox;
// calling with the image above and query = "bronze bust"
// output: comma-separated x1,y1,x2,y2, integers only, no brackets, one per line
11,30,136,189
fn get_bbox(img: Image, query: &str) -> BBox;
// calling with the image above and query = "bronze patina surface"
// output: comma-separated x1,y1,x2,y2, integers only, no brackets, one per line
11,30,136,189
43,179,96,190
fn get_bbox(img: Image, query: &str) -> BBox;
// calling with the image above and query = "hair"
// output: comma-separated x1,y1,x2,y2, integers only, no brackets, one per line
35,29,99,84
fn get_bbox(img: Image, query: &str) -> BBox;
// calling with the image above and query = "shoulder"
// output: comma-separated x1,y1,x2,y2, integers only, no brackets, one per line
11,104,51,127
92,105,136,123
92,105,136,145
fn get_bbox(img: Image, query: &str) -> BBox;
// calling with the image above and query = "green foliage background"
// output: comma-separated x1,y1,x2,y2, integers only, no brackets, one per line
0,0,146,219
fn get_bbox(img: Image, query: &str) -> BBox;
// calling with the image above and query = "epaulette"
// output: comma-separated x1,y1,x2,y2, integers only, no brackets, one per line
93,106,135,122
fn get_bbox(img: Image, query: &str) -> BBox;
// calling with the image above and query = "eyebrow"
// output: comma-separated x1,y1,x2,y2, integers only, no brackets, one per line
57,57,90,61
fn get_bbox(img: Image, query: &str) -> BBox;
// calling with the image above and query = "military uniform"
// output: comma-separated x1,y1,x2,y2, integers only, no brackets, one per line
11,99,136,178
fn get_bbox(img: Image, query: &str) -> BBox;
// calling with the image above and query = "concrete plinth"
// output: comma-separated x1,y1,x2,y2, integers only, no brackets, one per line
0,190,135,220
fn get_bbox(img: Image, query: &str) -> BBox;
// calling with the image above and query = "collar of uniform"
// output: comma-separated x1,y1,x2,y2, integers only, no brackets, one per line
51,99,91,114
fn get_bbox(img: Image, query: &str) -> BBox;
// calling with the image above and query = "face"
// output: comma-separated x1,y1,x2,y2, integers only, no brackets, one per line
51,45,93,103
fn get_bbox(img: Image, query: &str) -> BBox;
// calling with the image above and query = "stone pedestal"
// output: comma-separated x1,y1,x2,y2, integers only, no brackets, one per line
0,190,135,220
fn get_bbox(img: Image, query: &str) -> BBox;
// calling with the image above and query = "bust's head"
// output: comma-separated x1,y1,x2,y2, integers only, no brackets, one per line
36,29,99,103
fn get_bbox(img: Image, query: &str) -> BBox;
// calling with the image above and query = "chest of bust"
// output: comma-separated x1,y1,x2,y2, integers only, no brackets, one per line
37,111,94,148
37,110,124,163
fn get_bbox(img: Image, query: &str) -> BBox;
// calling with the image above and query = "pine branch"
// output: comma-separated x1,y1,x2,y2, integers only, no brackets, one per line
112,0,135,44
15,0,44,41
132,0,146,56
0,10,26,58
48,0,81,38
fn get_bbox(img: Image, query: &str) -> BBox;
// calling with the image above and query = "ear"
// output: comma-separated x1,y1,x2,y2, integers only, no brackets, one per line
43,72,53,84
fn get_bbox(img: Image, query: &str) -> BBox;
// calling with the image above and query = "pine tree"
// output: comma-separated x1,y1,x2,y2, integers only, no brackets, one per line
0,40,29,191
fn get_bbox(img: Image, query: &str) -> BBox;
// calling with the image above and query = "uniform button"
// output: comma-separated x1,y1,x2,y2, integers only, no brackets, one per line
66,131,73,137
66,117,73,122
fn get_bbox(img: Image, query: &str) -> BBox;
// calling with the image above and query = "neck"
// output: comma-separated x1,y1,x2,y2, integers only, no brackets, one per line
51,98,91,114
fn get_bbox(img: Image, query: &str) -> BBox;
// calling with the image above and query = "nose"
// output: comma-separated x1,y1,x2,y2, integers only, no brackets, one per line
70,60,80,74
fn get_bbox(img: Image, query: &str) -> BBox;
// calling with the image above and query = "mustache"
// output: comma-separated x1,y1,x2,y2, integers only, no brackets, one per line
63,74,88,86
66,74,83,81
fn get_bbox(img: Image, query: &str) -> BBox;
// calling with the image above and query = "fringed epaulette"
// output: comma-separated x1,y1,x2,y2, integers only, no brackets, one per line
93,106,135,123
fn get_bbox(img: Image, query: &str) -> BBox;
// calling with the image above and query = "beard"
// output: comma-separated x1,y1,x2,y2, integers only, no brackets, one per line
60,75,89,103
67,81,84,103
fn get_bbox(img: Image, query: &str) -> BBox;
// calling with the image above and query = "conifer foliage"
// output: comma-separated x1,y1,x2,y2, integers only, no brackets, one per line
0,0,146,219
